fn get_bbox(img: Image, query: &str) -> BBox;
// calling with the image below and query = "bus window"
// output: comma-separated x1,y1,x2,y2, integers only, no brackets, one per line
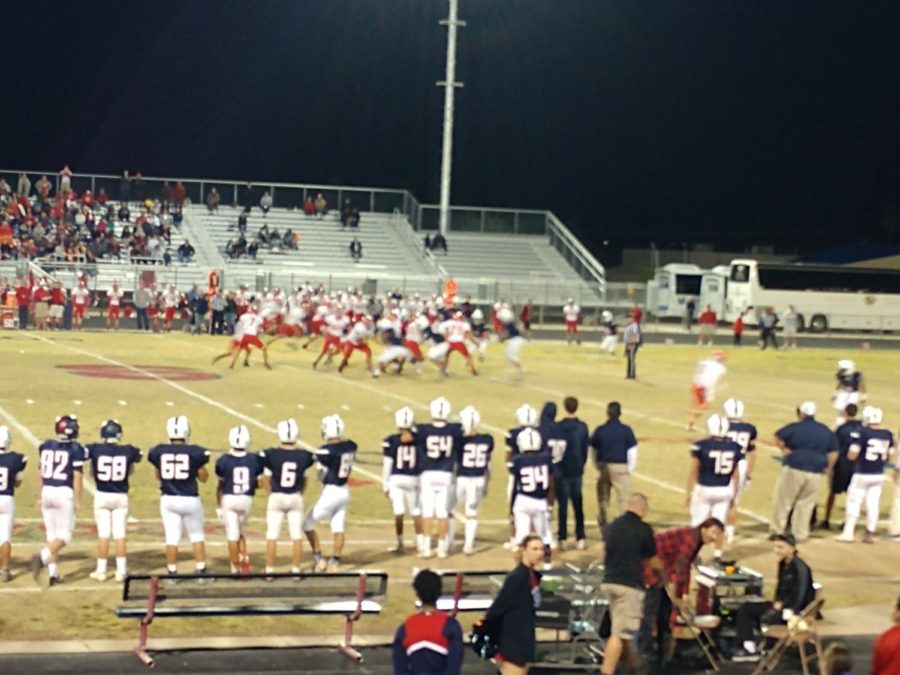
675,274,702,295
730,264,750,283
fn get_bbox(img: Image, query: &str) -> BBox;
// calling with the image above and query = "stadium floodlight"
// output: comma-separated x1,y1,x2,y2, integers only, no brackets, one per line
437,0,465,236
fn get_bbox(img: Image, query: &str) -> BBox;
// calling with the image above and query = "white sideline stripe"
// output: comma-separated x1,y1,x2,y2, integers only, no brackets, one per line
0,401,98,500
27,335,387,487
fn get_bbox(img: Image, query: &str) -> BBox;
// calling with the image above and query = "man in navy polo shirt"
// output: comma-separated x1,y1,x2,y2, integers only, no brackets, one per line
771,401,838,543
591,402,639,532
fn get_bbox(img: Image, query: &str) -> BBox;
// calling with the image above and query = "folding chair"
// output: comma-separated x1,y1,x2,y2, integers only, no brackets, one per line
751,596,825,675
666,586,724,672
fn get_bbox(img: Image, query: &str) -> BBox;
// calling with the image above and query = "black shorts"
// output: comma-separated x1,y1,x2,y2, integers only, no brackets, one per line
831,459,852,494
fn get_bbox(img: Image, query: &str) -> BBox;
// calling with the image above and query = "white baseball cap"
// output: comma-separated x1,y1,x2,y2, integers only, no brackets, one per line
798,401,817,416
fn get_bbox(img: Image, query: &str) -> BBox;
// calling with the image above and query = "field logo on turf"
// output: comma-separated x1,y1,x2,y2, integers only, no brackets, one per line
58,364,220,381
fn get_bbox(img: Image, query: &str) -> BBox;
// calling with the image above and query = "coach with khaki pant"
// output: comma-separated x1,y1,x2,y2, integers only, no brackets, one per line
591,402,638,531
771,401,839,543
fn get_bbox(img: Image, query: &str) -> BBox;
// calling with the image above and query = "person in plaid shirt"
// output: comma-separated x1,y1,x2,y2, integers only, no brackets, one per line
642,518,724,657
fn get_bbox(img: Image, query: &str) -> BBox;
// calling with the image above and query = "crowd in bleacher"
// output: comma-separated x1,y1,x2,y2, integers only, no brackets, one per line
0,167,190,266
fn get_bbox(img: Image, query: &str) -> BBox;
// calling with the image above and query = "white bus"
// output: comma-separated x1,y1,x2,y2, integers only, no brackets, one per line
647,263,705,318
726,259,900,332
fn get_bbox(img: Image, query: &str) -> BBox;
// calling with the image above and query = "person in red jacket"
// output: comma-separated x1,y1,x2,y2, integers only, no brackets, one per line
48,281,67,330
697,305,717,346
873,596,900,675
32,280,51,330
519,300,533,340
15,281,31,330
732,312,745,346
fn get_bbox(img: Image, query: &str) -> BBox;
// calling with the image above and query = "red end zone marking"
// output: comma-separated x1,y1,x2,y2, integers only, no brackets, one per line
347,478,373,488
58,364,220,381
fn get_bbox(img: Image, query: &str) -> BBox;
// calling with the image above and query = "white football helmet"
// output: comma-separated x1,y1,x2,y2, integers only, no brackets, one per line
516,404,538,427
517,427,542,453
471,309,484,322
277,418,299,444
0,426,10,450
706,414,730,438
862,406,883,426
723,398,745,420
601,310,613,323
837,359,855,373
430,397,452,421
229,425,251,450
166,415,191,441
498,307,514,323
321,414,345,440
395,406,415,430
459,406,481,434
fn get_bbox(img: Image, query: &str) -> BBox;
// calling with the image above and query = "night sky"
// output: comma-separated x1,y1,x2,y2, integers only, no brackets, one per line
3,1,899,257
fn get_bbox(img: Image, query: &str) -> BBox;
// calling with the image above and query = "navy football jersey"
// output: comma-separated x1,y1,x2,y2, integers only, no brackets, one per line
316,440,357,487
216,452,264,496
0,451,27,496
424,325,445,344
849,427,894,475
472,322,488,338
86,442,142,494
511,452,551,500
384,328,404,347
725,421,758,459
260,447,315,494
38,440,86,488
383,434,420,476
691,438,742,488
457,433,494,478
505,425,528,456
416,422,462,472
836,371,862,392
504,321,520,339
148,443,210,497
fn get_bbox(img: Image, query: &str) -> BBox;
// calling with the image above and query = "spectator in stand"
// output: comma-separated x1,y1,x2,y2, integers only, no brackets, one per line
697,304,717,346
282,228,296,250
120,170,132,203
0,178,10,201
302,196,316,217
257,224,270,246
206,187,220,213
161,181,174,208
177,240,195,263
314,193,328,218
260,190,273,216
431,233,448,254
173,181,187,206
134,284,151,331
347,207,360,229
36,175,52,204
59,165,73,194
782,305,799,349
16,173,31,197
225,240,237,259
732,310,745,346
237,211,248,235
269,228,282,249
872,595,900,674
684,297,696,333
118,202,131,222
248,240,259,260
81,190,95,210
97,187,109,207
133,172,145,202
519,300,533,339
340,199,352,227
349,237,362,261
423,234,432,251
15,279,30,329
392,569,463,675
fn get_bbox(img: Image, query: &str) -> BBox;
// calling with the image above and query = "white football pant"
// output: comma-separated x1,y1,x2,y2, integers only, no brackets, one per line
0,495,13,544
690,485,733,526
41,485,76,544
388,474,421,517
160,495,205,546
303,485,349,534
505,336,525,364
221,494,253,542
842,473,884,536
512,494,551,546
420,470,452,519
266,492,304,541
94,491,129,540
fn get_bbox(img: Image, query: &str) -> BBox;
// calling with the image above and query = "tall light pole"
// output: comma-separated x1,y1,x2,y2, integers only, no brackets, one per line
437,0,464,236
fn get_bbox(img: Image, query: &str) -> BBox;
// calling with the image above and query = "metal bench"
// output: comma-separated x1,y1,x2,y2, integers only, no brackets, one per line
116,571,388,667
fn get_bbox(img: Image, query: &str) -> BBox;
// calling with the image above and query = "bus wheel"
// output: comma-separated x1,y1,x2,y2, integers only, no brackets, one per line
810,314,828,333
796,314,806,332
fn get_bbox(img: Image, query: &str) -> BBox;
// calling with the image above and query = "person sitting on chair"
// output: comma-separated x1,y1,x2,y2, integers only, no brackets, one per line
731,533,816,663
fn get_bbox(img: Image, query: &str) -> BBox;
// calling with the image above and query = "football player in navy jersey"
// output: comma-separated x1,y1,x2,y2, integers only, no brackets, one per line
837,406,895,543
510,428,554,567
0,426,27,582
216,426,264,574
497,306,526,374
416,397,462,559
147,416,211,575
32,414,85,586
686,415,742,542
722,399,758,544
261,418,315,574
303,415,357,572
503,404,538,549
86,420,142,582
373,320,412,379
469,308,490,362
832,359,865,425
381,407,424,555
453,406,493,555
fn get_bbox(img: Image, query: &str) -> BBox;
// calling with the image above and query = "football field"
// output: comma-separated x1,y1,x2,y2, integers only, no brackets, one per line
0,329,897,642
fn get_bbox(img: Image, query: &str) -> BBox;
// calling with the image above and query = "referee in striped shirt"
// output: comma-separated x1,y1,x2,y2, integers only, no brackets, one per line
623,314,641,379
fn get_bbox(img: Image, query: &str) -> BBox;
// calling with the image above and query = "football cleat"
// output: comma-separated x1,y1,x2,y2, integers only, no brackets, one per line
517,427,542,453
89,570,107,582
166,415,191,441
394,407,415,430
228,424,251,450
55,414,79,440
48,575,64,587
277,418,299,444
430,397,452,421
100,419,123,441
835,533,854,543
515,404,537,427
115,571,126,583
706,414,730,438
0,569,11,583
576,539,587,551
722,398,744,420
313,554,327,573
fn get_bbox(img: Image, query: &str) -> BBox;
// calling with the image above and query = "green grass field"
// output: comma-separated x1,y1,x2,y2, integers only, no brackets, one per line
0,330,897,642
